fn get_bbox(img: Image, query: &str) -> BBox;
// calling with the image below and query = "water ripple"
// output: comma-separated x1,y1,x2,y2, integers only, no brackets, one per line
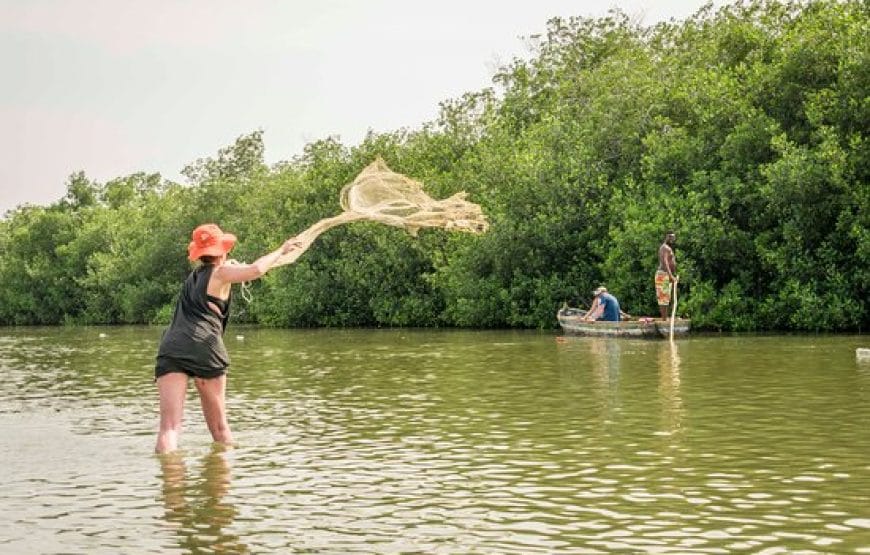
1,329,869,552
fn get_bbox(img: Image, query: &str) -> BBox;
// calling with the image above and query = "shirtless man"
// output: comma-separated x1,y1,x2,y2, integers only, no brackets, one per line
655,231,679,320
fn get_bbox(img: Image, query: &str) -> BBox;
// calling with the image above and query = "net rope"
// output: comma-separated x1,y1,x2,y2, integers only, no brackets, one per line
269,157,489,268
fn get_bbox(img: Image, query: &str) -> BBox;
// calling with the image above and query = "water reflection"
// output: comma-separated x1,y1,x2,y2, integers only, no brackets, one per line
158,446,247,554
657,341,684,435
587,338,622,383
556,336,635,423
586,338,622,422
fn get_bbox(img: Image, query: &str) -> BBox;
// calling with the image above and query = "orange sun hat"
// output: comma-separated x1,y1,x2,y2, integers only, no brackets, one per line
187,223,237,261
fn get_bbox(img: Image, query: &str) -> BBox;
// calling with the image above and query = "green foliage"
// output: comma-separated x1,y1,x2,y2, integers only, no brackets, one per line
0,0,867,331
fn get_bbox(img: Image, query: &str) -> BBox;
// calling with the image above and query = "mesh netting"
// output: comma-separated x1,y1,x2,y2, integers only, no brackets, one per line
271,157,489,268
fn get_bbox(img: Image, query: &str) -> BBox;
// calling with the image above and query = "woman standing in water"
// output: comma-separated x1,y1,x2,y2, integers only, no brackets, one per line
155,223,301,453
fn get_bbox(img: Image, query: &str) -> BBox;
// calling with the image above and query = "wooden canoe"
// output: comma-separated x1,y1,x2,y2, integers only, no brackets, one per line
557,306,690,338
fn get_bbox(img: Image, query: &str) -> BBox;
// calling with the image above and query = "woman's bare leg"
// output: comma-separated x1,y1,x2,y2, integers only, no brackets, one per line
195,375,233,446
156,373,189,453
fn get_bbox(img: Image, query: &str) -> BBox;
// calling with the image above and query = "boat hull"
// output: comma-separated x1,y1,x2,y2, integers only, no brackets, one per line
558,308,690,338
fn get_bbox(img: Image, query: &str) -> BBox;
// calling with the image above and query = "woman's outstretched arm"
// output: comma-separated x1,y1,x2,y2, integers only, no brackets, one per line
215,238,302,284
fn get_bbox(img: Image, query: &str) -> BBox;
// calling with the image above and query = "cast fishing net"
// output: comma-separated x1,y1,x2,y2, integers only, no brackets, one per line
269,157,489,268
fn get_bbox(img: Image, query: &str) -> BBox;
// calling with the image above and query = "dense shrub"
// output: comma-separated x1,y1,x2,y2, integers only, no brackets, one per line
1,1,866,331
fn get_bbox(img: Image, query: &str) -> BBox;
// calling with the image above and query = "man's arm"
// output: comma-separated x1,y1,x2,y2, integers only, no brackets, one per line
661,245,677,279
584,298,602,321
668,249,678,280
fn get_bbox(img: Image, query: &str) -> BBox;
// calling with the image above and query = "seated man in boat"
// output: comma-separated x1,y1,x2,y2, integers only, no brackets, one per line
583,286,621,322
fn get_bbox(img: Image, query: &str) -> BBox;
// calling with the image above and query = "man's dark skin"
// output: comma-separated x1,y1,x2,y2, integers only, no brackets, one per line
657,232,678,319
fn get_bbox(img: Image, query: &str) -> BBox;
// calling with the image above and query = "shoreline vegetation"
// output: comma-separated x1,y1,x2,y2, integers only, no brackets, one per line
1,0,867,332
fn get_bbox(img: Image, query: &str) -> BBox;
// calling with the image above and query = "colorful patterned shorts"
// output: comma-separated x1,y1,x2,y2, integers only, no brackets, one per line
655,270,672,306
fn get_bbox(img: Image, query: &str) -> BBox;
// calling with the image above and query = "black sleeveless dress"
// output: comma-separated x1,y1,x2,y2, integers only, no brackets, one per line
155,264,232,379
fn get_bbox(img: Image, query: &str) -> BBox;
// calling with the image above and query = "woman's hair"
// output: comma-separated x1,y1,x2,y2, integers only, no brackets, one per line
199,255,220,265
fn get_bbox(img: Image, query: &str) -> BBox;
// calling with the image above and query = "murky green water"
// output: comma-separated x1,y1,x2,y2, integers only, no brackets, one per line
0,326,868,553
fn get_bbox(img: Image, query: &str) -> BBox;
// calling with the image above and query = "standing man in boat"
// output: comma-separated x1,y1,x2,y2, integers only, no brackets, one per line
656,231,679,320
584,286,621,322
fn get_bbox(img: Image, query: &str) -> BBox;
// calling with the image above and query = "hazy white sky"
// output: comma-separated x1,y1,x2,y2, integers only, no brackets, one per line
0,0,716,214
